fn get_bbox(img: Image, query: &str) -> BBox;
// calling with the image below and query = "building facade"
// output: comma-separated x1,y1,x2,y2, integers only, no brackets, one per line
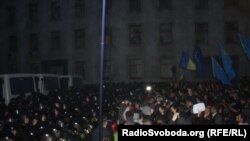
0,0,250,83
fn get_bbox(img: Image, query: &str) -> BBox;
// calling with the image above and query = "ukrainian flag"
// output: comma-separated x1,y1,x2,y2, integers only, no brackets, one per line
179,51,196,71
193,45,206,75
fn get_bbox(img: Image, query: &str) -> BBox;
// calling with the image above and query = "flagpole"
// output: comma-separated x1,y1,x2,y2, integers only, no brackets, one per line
98,0,106,141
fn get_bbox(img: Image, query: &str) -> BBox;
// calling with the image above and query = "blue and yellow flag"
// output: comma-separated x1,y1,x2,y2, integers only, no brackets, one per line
179,51,196,71
193,45,206,75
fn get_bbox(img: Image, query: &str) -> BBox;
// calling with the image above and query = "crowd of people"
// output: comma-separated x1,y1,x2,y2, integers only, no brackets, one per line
0,78,250,140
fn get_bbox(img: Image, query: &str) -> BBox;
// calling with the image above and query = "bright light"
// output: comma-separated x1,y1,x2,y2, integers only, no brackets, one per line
146,86,152,91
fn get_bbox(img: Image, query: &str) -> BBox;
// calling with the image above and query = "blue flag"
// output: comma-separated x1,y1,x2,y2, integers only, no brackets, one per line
238,33,250,60
193,45,206,75
179,51,196,71
219,44,236,80
211,57,231,85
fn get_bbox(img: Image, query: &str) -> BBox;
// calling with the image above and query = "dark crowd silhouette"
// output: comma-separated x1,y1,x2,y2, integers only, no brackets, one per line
0,78,250,140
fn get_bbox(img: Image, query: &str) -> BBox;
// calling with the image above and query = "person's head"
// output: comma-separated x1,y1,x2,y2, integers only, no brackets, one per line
159,105,165,114
218,105,224,114
134,103,140,110
143,117,152,125
236,112,247,124
40,113,47,122
187,88,192,96
211,105,218,114
156,118,165,125
170,104,179,113
125,111,134,125
21,114,29,125
102,119,108,128
53,108,59,117
9,125,17,136
204,106,211,115
185,99,193,108
32,117,38,124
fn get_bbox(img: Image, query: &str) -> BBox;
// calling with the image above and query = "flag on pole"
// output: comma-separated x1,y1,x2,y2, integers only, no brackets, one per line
219,44,236,80
179,51,196,71
193,45,206,75
211,57,231,85
238,33,250,60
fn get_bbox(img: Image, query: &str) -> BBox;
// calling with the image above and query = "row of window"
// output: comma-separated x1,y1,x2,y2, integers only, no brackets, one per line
6,0,85,25
74,55,239,80
7,29,85,53
5,0,240,25
74,59,174,80
7,21,239,55
72,55,239,80
129,21,239,45
129,0,239,12
130,21,239,45
5,59,179,80
6,55,238,80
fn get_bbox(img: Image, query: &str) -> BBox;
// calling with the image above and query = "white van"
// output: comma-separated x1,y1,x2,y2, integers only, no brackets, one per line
0,73,83,105
59,75,82,90
33,74,60,94
0,74,37,105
